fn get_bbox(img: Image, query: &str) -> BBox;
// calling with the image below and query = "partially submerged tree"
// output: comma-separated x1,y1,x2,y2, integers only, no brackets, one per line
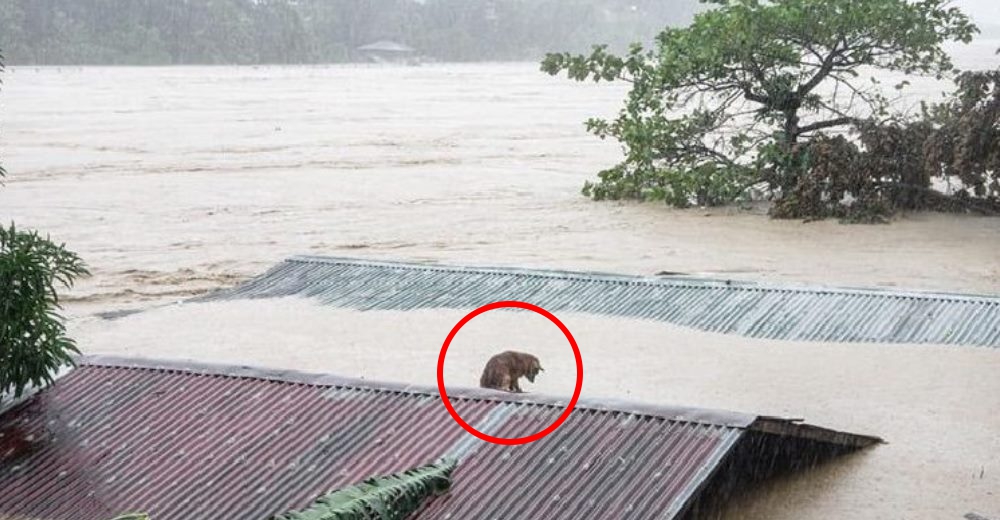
923,68,1000,204
0,51,89,403
269,457,457,520
774,66,1000,221
541,0,980,216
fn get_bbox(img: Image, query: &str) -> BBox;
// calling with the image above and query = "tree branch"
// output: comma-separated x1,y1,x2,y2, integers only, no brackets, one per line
797,38,845,97
797,116,857,134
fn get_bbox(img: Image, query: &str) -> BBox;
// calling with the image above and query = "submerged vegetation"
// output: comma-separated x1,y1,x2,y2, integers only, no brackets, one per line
543,0,999,220
773,68,1000,221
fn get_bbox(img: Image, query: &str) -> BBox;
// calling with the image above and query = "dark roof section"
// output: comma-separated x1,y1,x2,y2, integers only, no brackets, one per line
0,356,879,520
194,255,1000,347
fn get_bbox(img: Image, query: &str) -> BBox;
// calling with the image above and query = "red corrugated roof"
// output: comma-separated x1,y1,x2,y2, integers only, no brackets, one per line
0,357,879,519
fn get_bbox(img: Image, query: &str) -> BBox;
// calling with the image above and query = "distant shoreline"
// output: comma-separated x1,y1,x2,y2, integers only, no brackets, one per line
5,38,997,69
5,61,548,70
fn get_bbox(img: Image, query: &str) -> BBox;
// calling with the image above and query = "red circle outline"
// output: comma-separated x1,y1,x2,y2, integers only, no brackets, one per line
437,300,583,445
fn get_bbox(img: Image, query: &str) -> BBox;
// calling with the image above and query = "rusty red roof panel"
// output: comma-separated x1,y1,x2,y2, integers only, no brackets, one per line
0,357,879,519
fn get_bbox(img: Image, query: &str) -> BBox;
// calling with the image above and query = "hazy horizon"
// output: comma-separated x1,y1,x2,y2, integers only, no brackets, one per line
0,0,995,67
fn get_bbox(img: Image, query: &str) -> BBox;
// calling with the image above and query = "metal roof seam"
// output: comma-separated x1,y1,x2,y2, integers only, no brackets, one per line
1,361,881,520
75,356,761,429
191,256,1000,347
282,255,1000,301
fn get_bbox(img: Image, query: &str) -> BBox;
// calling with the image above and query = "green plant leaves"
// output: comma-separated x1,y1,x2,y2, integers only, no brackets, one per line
540,0,979,214
269,457,457,520
0,223,89,401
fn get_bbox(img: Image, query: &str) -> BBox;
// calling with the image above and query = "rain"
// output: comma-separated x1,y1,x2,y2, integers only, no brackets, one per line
0,1,998,519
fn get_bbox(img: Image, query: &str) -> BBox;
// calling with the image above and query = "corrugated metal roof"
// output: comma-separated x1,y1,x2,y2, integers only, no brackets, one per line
356,40,415,53
0,357,879,520
195,255,1000,348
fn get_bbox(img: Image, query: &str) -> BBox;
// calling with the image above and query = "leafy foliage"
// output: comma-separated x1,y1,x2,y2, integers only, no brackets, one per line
0,0,699,65
542,0,980,216
270,457,457,520
923,69,1000,202
771,67,1000,221
0,223,89,401
768,125,930,222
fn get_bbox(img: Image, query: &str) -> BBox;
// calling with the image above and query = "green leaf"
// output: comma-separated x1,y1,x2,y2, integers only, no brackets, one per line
0,222,89,402
269,457,458,520
538,0,980,215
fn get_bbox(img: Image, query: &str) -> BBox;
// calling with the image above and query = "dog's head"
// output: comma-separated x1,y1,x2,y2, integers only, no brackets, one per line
525,356,544,383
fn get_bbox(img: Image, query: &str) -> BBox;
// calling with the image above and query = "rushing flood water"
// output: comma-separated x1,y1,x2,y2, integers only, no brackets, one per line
0,40,998,310
0,39,998,520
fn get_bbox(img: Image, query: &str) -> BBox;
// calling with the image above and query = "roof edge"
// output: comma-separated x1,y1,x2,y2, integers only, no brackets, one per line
76,354,759,428
284,254,1000,302
750,417,884,447
73,356,884,447
0,364,75,415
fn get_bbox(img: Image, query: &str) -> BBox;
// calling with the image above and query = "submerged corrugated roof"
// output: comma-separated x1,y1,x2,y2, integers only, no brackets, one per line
0,357,878,520
357,40,415,53
195,255,1000,347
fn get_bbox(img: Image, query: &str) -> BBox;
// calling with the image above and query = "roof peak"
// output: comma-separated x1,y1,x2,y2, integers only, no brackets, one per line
77,354,759,428
73,355,884,447
284,254,1000,302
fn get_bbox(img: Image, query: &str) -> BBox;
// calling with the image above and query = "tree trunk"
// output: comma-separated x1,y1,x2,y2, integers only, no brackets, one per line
783,109,800,145
775,108,803,192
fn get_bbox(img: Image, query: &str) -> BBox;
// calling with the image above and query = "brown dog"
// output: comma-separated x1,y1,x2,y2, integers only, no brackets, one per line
479,351,543,393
